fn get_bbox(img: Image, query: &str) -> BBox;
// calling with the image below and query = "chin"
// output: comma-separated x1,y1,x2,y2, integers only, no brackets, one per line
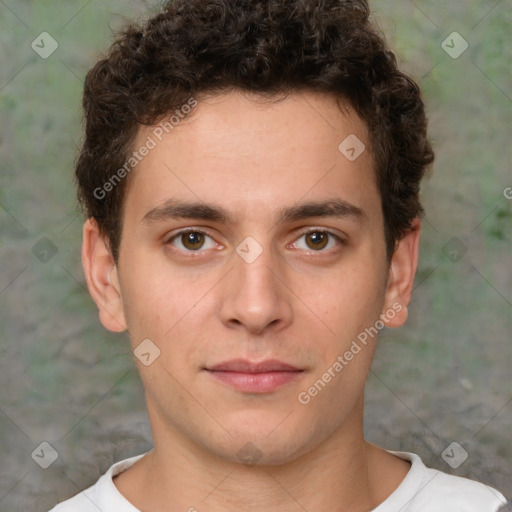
219,437,308,467
205,422,319,467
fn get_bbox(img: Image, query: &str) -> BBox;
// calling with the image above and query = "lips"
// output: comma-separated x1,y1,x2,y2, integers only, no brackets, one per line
207,359,301,373
205,359,304,393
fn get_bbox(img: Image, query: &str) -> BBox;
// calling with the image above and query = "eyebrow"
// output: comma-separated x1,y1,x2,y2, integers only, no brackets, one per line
141,198,365,226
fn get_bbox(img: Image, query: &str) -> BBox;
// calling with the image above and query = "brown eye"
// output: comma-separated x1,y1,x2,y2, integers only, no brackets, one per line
292,230,343,253
167,230,217,253
305,231,329,250
181,231,205,250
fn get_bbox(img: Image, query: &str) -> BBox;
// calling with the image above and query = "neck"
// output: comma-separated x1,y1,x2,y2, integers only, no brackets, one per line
114,399,409,511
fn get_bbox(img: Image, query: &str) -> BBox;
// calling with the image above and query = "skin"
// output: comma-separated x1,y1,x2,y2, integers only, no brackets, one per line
82,90,420,511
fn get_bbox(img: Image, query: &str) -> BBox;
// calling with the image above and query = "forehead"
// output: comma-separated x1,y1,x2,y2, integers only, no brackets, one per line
136,90,369,157
124,90,377,223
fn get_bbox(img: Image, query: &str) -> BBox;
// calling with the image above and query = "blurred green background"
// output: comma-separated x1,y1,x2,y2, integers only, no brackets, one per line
0,0,510,509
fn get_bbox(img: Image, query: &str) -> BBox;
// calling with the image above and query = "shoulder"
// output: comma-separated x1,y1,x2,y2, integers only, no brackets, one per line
47,478,102,512
386,451,508,512
47,453,147,512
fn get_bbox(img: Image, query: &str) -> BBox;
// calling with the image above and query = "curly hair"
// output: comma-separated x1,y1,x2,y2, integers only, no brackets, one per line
76,0,434,264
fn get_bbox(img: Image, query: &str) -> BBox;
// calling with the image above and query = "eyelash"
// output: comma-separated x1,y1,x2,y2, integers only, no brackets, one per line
165,228,346,256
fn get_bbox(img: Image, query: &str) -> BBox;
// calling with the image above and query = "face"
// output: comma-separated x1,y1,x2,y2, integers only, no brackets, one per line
83,90,419,465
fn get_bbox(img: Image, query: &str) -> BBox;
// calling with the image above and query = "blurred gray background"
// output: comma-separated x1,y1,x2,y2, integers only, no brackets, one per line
0,0,510,509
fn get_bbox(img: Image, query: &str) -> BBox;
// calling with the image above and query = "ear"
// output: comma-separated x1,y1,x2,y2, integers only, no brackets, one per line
81,218,127,332
381,218,421,328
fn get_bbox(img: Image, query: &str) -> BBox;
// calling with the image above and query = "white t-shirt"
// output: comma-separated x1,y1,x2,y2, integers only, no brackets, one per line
49,451,508,511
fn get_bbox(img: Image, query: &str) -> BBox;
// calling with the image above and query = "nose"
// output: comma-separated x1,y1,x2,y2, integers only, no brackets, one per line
219,242,293,335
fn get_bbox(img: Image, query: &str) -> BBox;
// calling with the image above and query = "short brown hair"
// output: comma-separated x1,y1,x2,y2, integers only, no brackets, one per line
76,0,434,264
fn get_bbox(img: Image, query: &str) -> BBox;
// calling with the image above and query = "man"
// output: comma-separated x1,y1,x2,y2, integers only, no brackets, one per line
50,0,508,510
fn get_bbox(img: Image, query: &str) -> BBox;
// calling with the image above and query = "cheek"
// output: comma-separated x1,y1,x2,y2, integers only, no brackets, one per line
119,261,214,365
296,268,385,415
307,263,387,336
120,248,184,314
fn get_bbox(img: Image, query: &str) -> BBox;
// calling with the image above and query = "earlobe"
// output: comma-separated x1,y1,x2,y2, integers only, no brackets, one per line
381,218,421,328
81,218,127,333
